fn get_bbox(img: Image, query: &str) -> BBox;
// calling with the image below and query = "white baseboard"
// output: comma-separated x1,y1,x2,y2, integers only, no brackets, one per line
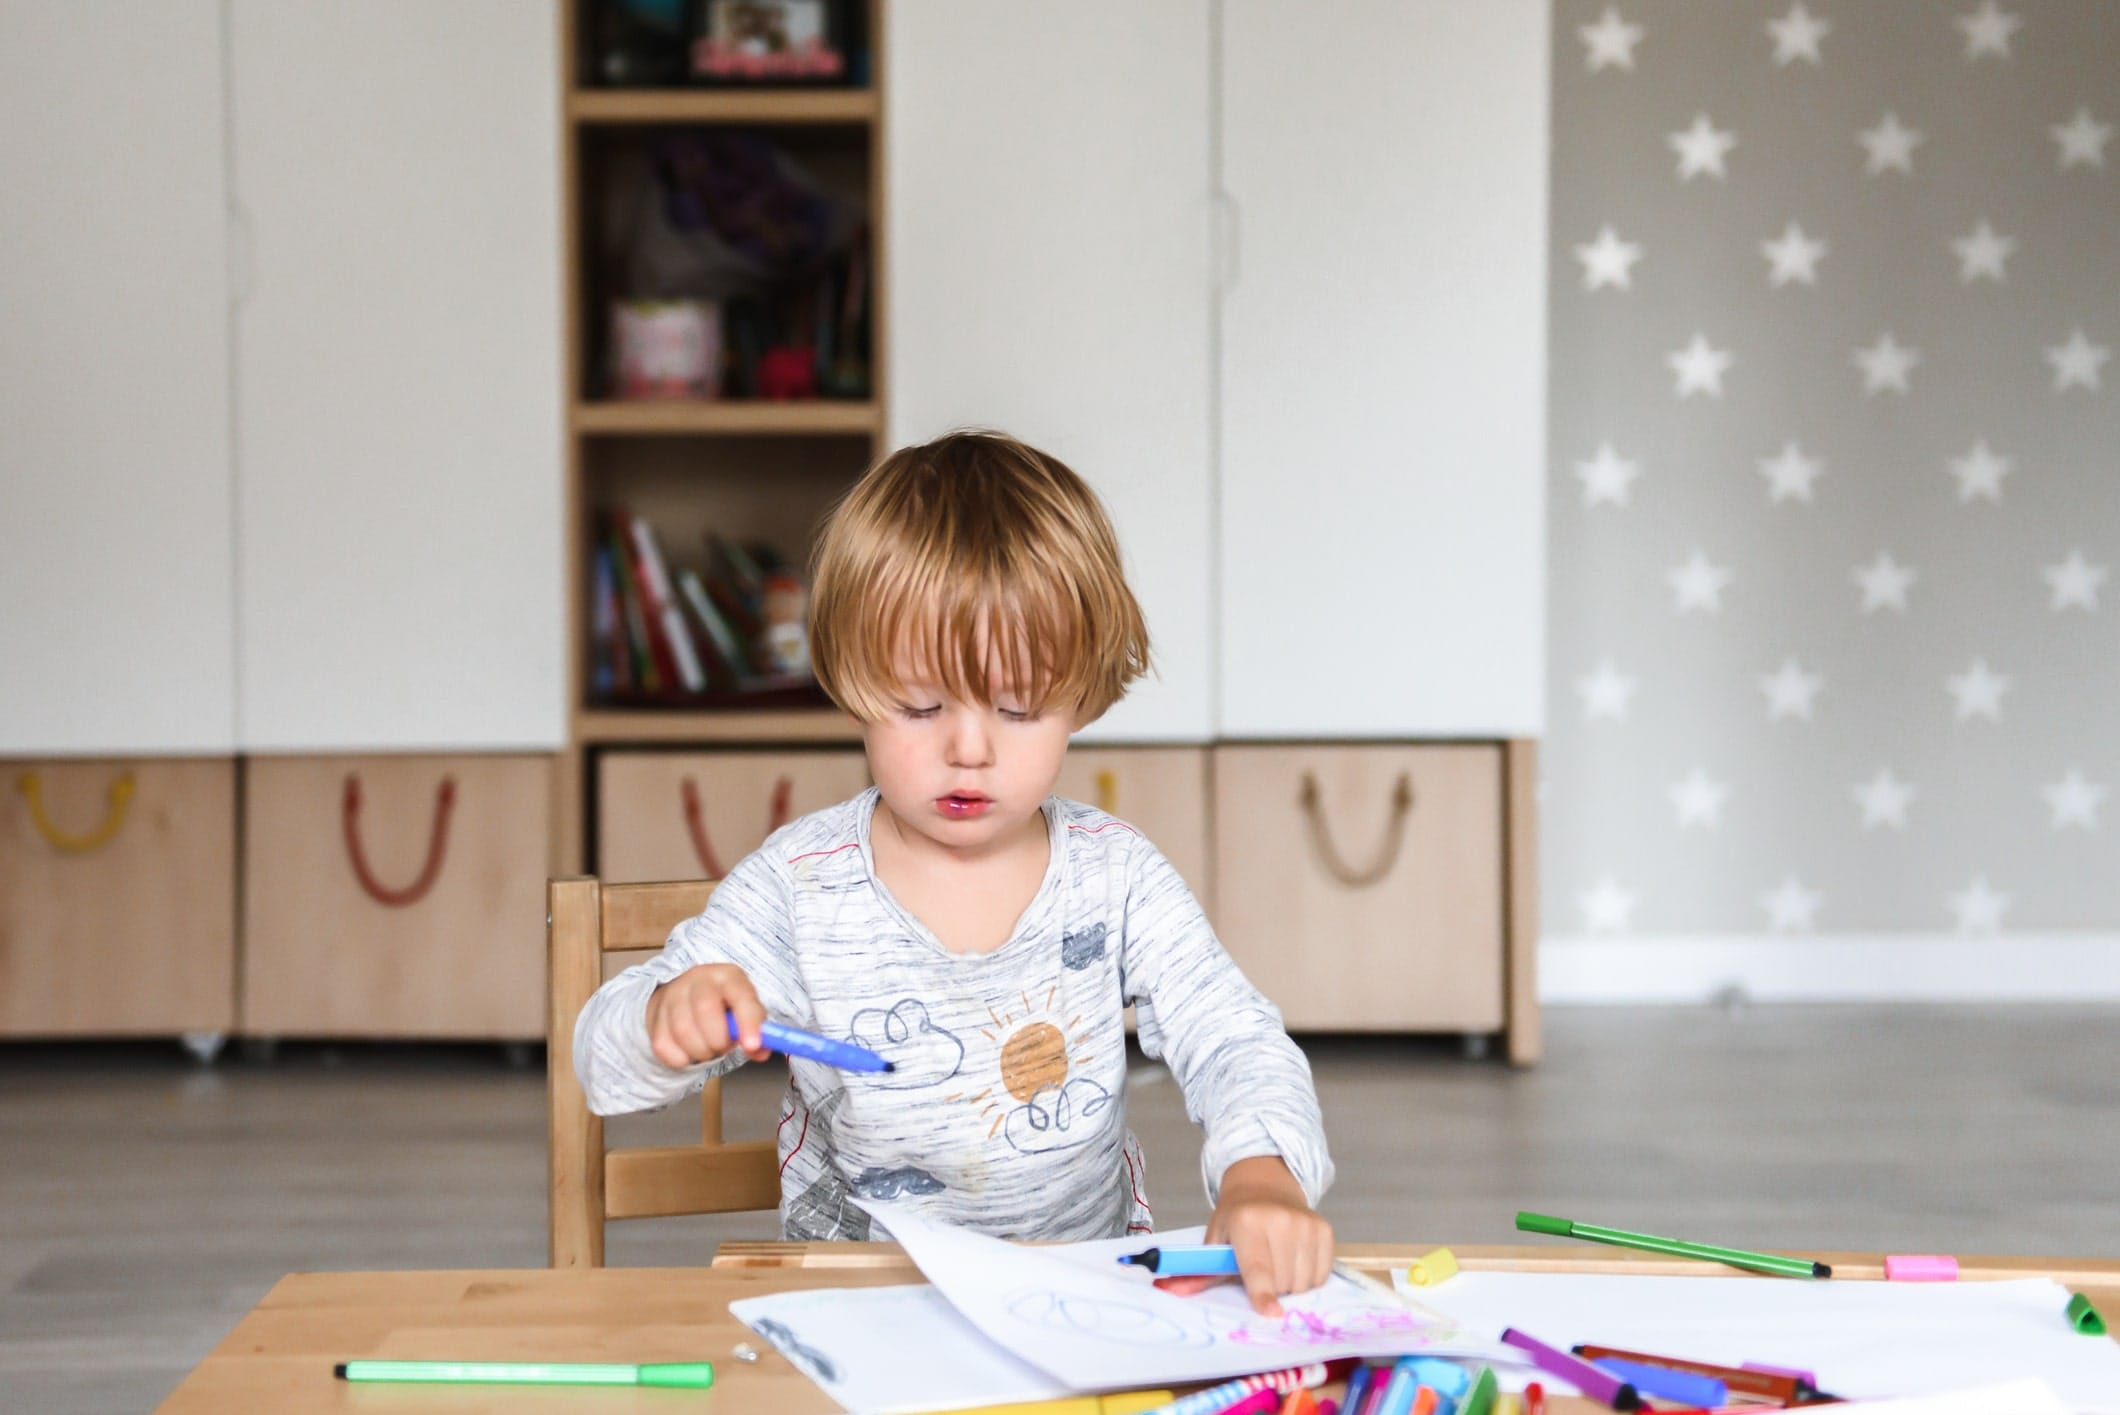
1539,933,2120,1003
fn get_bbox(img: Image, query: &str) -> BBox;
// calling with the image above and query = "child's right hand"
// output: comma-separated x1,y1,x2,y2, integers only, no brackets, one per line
644,964,772,1069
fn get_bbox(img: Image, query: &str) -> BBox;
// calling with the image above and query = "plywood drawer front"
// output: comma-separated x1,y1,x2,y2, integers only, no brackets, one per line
597,750,871,883
0,758,236,1035
1053,747,1212,911
242,754,550,1038
1213,744,1503,1031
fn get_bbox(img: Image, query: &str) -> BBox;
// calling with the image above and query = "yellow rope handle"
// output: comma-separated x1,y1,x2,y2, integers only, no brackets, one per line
1095,769,1118,816
17,770,137,853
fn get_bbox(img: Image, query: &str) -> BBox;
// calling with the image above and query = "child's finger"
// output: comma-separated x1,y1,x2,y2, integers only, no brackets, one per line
722,993,769,1058
1152,1274,1233,1298
1235,1235,1284,1317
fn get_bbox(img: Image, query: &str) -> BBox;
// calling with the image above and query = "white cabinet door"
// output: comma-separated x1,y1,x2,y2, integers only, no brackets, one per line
885,1,1215,744
1218,0,1548,739
229,1,563,752
0,1,235,755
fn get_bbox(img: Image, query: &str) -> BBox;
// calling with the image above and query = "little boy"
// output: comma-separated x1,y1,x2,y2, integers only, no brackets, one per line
574,430,1334,1313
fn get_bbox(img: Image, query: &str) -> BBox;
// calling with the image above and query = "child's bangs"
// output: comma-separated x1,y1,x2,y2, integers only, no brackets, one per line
854,562,1093,719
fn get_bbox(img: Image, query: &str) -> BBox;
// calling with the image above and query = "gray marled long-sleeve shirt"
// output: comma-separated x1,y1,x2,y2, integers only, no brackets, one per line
573,787,1333,1243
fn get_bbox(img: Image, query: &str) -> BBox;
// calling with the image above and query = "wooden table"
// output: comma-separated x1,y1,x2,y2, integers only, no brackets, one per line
161,1244,2120,1412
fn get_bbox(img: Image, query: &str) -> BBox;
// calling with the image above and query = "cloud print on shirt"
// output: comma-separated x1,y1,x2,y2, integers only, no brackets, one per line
850,1165,946,1200
1061,923,1107,971
846,998,964,1089
1003,1076,1114,1155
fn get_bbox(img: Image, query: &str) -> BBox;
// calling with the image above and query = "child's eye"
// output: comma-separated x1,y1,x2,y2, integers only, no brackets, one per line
899,704,941,720
999,706,1036,723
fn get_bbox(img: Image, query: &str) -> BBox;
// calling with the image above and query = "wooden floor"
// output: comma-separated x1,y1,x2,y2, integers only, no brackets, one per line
3,1006,2116,1413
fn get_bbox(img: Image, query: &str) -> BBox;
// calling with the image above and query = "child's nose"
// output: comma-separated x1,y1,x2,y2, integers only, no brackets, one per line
945,710,995,767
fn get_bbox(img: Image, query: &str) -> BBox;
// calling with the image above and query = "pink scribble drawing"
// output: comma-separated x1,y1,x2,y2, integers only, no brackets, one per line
1227,1307,1437,1349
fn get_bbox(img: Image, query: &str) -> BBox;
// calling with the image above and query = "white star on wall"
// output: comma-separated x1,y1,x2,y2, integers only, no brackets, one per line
1853,769,1915,830
1948,439,2012,503
2052,107,2113,169
1760,441,1826,504
1575,442,1641,508
2043,551,2107,611
1669,768,1729,829
1759,876,1823,932
1956,2,2022,61
1950,221,2015,283
1859,112,1925,176
1578,659,1639,722
1576,225,1645,292
1947,876,2010,934
1762,222,1828,287
1669,334,1734,398
1854,334,1920,396
1668,550,1732,614
1767,4,1830,67
1760,657,1824,722
2043,770,2107,830
1580,6,1645,73
1669,114,1738,181
2045,329,2110,393
1580,876,1638,933
1853,553,1916,613
1947,658,2011,722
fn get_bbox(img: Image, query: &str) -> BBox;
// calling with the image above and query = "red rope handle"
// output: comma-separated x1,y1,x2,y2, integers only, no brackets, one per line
342,772,458,907
681,775,795,879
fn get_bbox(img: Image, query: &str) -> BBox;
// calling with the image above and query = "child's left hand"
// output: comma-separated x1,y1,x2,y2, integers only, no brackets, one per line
1170,1155,1333,1317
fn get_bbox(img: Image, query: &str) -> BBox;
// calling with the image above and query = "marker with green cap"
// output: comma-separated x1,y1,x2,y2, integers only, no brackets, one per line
2067,1292,2107,1335
335,1359,714,1388
1517,1211,1830,1280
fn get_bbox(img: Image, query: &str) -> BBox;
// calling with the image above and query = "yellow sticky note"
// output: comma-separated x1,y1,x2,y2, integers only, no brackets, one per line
1403,1246,1459,1287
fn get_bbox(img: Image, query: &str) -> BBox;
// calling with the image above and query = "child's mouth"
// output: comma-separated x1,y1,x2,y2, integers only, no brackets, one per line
937,793,993,819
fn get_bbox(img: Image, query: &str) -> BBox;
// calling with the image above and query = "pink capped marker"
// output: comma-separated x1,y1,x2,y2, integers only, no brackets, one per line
1884,1254,1958,1281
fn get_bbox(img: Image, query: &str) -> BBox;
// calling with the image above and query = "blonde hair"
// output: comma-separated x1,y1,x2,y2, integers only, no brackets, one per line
808,430,1150,724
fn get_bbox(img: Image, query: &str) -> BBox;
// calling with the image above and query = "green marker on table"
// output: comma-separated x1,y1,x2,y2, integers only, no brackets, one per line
335,1359,713,1388
1517,1210,1830,1279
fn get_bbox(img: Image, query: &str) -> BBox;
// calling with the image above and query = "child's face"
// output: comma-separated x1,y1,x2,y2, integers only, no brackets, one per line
862,645,1079,859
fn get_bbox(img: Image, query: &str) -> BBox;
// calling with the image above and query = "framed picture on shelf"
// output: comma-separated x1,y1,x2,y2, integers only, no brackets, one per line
691,0,853,84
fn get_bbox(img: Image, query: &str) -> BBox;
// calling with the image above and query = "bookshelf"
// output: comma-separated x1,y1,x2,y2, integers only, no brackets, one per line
556,0,886,871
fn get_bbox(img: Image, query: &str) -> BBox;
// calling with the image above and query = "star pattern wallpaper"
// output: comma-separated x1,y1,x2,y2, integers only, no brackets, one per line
1543,1,2117,946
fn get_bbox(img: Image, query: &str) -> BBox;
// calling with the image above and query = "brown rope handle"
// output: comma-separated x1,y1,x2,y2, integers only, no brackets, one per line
681,774,794,879
1298,769,1414,889
342,772,457,907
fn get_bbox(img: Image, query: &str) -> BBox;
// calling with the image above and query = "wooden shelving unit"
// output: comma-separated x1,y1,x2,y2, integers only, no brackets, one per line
569,88,878,126
571,399,881,437
554,0,887,872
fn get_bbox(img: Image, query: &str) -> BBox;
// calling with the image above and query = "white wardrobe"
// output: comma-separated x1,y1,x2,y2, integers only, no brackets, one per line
0,0,562,1042
887,0,1549,1057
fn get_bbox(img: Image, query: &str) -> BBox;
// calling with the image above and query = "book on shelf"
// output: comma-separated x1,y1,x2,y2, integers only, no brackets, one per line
603,516,659,692
626,512,708,693
590,547,620,697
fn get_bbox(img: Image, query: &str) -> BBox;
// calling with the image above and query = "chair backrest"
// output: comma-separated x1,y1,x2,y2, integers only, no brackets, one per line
547,876,780,1268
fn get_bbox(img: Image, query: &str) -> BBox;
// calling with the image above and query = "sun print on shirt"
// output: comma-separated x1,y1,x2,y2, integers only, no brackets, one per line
949,984,1113,1156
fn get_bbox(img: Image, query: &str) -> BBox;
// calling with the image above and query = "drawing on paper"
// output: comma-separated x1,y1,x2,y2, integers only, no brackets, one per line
1005,1290,1209,1349
751,1316,842,1385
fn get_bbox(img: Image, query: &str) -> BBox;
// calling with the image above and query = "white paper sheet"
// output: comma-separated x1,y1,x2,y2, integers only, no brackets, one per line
1401,1271,2120,1411
1831,1379,2071,1413
730,1282,1071,1414
870,1204,1493,1390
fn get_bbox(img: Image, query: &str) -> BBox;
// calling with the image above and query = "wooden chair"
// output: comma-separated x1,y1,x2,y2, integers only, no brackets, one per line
547,876,780,1267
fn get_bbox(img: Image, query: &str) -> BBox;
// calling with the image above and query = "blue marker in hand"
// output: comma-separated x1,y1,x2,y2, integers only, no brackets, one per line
725,1011,894,1074
1118,1243,1241,1277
